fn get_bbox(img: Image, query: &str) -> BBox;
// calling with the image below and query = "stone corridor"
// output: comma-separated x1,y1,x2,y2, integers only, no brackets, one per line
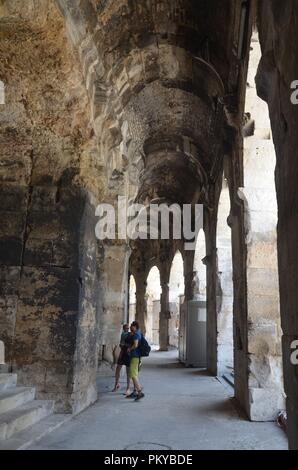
1,0,298,451
28,351,287,450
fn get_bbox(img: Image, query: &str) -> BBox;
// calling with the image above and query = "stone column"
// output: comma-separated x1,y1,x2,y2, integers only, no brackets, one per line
256,2,298,448
0,340,4,365
228,131,283,422
226,33,284,422
246,34,284,421
0,184,100,413
183,250,195,303
135,274,148,335
204,202,220,376
159,262,171,351
159,281,170,351
98,242,130,365
229,191,249,417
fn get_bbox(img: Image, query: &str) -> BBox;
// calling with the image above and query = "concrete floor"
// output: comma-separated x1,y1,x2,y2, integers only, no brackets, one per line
29,350,288,450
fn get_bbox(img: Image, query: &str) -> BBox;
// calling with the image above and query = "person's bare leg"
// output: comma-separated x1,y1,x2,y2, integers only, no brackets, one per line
132,376,144,401
132,377,141,393
125,367,131,395
112,364,122,391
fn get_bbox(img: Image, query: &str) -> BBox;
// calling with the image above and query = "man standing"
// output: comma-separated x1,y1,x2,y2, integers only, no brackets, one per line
127,321,144,401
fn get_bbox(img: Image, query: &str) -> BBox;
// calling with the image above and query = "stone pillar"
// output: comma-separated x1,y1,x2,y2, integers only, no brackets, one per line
229,191,250,417
158,261,171,351
228,134,284,421
135,275,147,335
224,33,284,422
0,340,4,365
98,243,130,365
159,281,170,351
0,184,100,413
204,203,220,376
239,35,284,420
256,1,298,448
183,250,195,303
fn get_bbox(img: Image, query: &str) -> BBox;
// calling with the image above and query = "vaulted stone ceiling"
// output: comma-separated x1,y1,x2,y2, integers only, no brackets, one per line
56,0,249,207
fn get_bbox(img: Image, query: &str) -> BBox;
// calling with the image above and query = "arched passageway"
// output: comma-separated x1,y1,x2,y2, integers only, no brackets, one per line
128,274,136,324
168,252,184,349
216,181,234,378
0,0,297,451
145,266,162,347
193,230,207,302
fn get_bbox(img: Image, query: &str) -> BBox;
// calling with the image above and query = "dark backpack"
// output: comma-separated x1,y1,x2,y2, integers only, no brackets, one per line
139,335,151,357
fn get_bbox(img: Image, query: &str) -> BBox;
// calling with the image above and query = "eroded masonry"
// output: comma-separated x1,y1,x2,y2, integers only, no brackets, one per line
0,0,298,450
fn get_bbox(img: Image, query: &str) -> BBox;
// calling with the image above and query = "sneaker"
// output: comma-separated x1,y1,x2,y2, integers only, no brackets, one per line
134,392,145,401
125,391,137,399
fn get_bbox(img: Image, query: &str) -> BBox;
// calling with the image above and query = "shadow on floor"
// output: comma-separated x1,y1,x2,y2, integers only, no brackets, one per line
188,369,213,377
195,397,241,418
147,361,184,370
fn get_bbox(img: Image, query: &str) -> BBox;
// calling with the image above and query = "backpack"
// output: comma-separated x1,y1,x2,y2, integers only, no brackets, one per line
139,335,151,357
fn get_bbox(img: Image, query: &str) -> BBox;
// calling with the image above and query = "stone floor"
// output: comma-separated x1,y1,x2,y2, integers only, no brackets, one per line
29,350,288,450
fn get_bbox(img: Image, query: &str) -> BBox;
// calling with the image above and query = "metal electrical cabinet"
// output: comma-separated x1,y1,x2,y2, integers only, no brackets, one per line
179,300,207,368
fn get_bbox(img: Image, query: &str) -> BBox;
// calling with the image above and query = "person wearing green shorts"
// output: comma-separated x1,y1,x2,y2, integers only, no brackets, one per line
127,321,144,401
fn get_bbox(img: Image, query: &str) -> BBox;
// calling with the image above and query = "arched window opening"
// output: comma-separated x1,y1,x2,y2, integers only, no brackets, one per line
146,266,161,347
169,252,184,349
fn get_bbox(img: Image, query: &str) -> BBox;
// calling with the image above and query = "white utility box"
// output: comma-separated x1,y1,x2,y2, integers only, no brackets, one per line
179,300,207,368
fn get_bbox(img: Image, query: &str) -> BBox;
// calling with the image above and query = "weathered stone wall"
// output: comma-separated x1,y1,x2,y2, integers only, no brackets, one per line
256,0,298,448
98,243,130,365
226,22,285,422
0,340,4,364
240,33,284,421
1,0,291,439
0,1,101,412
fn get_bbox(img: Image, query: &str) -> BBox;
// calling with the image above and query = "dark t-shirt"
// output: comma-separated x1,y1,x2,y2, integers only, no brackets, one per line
130,330,142,358
120,331,129,347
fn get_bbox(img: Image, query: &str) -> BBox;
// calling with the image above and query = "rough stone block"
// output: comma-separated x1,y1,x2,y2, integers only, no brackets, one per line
247,293,280,322
0,211,27,238
52,239,78,267
247,241,278,270
23,238,53,266
30,186,58,212
248,323,281,356
44,361,74,393
0,184,28,212
249,387,285,422
247,267,279,296
0,267,20,293
0,238,23,266
17,266,80,310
